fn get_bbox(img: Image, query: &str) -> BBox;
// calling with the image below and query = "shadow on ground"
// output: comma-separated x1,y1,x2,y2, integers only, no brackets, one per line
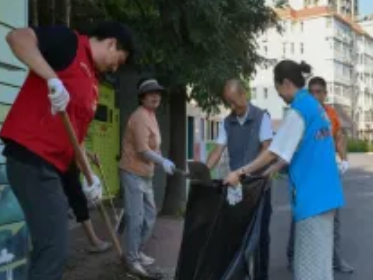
63,154,373,280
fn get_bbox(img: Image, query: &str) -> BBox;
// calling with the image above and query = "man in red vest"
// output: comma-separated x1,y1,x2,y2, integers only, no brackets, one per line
1,22,134,280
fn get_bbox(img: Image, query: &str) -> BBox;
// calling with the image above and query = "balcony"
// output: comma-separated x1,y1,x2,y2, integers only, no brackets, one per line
359,82,367,91
356,64,364,73
366,64,373,74
334,94,351,107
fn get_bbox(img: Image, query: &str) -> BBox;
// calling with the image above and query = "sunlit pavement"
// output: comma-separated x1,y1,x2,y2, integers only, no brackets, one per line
64,153,373,280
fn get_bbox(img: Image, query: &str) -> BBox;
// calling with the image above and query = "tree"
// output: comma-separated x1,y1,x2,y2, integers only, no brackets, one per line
50,0,56,24
64,0,72,26
31,0,278,215
31,0,39,26
102,0,278,215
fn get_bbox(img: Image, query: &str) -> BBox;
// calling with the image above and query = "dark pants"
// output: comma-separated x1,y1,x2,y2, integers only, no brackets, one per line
287,217,296,264
255,189,272,280
6,156,69,280
61,163,90,223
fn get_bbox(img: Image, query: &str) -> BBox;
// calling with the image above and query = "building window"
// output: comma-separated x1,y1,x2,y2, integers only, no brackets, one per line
326,17,332,28
327,83,333,94
200,119,205,141
282,43,286,55
291,43,295,54
251,87,256,99
210,121,215,140
264,46,268,55
300,43,304,54
335,41,341,52
264,88,268,99
343,65,347,76
300,21,304,32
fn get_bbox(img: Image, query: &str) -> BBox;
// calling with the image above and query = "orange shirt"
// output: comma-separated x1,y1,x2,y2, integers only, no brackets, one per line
120,106,161,177
324,105,341,138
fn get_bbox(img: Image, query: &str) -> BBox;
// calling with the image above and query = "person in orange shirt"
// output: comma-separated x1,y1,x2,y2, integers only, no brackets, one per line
287,76,353,273
310,78,348,170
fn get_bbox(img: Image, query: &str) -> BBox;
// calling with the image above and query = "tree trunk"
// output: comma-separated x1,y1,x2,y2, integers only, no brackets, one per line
50,0,56,24
64,0,71,27
31,0,39,26
161,86,187,216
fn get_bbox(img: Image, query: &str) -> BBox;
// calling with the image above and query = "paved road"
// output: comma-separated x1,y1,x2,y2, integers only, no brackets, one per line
64,153,373,280
270,153,373,280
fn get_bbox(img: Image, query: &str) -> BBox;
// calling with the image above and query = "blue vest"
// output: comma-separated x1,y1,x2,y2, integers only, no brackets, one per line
289,89,345,222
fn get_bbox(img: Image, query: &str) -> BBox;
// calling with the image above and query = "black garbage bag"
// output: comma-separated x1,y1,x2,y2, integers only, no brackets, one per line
174,175,267,280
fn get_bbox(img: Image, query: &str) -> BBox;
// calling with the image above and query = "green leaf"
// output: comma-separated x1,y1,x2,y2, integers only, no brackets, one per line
67,0,279,112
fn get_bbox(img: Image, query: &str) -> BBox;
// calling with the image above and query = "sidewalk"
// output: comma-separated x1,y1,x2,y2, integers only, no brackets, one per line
63,210,183,280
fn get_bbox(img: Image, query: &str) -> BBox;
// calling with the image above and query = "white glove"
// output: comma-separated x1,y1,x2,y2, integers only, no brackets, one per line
339,160,350,174
0,249,15,264
227,184,243,206
47,78,70,115
82,174,103,204
162,159,175,175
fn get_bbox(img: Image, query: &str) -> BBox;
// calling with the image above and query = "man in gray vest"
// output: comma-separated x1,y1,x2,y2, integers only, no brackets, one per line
206,79,274,280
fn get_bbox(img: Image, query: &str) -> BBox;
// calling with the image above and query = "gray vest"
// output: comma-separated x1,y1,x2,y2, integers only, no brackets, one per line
224,103,266,174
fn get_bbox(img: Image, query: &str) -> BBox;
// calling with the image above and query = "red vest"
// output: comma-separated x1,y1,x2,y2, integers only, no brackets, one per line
0,34,98,172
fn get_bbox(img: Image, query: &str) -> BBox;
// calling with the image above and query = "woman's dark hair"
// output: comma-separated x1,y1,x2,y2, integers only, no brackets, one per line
308,76,327,89
274,60,312,88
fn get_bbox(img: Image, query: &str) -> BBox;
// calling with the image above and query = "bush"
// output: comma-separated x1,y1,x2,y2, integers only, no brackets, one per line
347,139,373,153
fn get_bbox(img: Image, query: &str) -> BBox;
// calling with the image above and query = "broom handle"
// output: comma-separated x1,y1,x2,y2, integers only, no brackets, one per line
59,112,93,185
59,111,123,257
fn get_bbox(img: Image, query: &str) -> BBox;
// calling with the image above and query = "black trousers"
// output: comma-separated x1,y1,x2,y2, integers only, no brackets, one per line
7,156,69,280
61,163,90,223
255,189,272,280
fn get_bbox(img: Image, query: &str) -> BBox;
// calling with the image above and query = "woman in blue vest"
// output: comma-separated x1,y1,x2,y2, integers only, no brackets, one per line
224,60,345,280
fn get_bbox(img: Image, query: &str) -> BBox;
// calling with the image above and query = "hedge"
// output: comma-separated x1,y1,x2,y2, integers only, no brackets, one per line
347,139,373,153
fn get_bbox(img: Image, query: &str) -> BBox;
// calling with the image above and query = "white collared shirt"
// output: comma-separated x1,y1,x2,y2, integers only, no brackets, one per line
269,109,305,163
215,112,274,146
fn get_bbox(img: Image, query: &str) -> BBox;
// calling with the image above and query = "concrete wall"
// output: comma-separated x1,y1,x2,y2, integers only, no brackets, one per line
117,69,170,210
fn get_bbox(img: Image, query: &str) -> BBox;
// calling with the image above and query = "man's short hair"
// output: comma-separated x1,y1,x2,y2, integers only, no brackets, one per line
89,21,135,55
308,76,327,89
224,79,247,95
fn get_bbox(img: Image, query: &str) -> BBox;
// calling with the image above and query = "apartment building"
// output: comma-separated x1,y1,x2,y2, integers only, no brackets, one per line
359,15,373,37
356,16,373,136
251,6,373,138
288,0,359,19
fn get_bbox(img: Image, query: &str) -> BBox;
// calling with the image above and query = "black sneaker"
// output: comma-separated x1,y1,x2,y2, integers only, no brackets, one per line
287,261,293,272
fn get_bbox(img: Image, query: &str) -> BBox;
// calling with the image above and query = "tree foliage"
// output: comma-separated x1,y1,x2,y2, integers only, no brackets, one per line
32,0,278,112
102,0,278,113
30,0,279,214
